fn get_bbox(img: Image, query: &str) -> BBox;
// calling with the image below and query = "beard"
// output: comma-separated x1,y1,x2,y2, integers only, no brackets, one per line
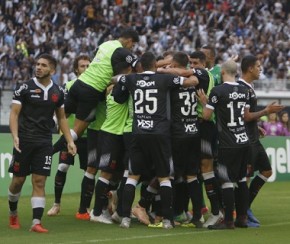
35,72,51,80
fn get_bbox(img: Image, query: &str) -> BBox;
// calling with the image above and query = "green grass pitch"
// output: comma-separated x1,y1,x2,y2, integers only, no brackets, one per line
0,181,289,244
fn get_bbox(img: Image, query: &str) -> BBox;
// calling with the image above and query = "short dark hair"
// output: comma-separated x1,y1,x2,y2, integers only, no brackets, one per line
241,55,258,73
73,55,91,75
37,54,57,69
120,28,139,42
189,51,206,63
201,45,216,58
140,52,156,71
172,52,189,68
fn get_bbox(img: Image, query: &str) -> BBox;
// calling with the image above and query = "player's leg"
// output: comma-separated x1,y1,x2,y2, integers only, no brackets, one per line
248,142,272,225
8,143,30,229
47,151,72,216
76,129,99,219
30,174,49,233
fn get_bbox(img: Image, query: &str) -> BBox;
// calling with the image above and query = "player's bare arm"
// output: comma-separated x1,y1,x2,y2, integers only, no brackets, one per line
244,102,285,122
9,103,22,152
55,107,77,156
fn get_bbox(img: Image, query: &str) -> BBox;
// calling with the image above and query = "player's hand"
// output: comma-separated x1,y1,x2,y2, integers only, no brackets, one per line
67,142,77,156
258,126,266,138
13,136,21,153
196,89,208,106
265,102,285,114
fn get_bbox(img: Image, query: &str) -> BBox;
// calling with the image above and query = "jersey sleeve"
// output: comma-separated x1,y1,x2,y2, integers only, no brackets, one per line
195,68,210,92
56,86,65,108
12,83,29,105
112,83,129,104
206,87,219,111
167,74,184,88
111,48,139,75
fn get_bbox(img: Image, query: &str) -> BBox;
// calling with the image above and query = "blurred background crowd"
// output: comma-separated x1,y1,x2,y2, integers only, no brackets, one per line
0,0,290,89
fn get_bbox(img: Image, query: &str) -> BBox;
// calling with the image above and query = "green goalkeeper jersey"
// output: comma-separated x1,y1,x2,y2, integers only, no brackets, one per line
78,40,122,92
210,65,221,86
88,101,106,131
101,92,129,135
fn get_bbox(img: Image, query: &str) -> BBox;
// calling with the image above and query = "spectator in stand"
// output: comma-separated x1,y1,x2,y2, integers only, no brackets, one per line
261,112,285,136
279,110,290,136
0,1,289,91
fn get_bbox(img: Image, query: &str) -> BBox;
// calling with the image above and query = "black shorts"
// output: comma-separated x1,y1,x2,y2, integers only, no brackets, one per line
247,141,272,177
97,131,125,173
9,140,53,176
58,137,87,170
200,120,215,159
123,132,133,170
129,134,172,178
65,79,105,122
216,146,249,183
87,129,99,168
172,136,201,177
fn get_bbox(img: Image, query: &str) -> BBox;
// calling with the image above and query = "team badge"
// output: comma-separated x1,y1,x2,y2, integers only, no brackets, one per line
51,93,59,103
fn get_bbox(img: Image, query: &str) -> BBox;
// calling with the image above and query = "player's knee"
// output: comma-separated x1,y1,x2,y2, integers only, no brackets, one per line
261,170,272,179
86,166,97,175
58,163,70,173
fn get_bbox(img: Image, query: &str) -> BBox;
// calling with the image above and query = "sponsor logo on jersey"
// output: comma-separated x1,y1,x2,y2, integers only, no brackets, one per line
229,92,246,100
31,94,41,98
51,93,59,103
173,77,180,84
234,132,248,143
184,123,198,133
136,80,155,87
30,89,42,93
211,95,218,103
126,55,133,64
15,84,28,96
137,119,153,129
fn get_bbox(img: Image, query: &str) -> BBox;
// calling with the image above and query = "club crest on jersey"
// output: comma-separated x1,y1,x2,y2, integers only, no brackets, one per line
229,92,246,100
137,80,155,87
15,84,28,96
51,93,59,103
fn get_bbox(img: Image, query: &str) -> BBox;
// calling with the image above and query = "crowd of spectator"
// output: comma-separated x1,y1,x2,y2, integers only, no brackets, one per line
0,0,290,89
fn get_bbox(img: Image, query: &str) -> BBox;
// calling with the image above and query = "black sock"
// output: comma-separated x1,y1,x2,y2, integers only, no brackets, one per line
154,195,162,217
9,201,18,212
54,170,67,204
32,207,44,220
249,175,266,207
53,135,67,154
138,186,154,210
222,187,234,222
116,177,127,216
78,176,95,213
93,179,110,216
160,185,173,221
235,181,249,218
187,179,202,220
122,184,136,218
204,176,220,215
173,182,186,216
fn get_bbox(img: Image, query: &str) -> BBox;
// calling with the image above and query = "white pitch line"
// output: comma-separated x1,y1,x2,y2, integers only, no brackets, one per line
54,221,290,244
